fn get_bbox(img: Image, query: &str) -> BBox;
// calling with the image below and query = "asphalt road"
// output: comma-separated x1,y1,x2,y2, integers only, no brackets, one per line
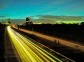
5,26,20,62
7,26,71,62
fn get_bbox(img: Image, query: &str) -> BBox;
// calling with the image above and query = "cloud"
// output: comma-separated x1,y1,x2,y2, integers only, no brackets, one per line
35,15,84,21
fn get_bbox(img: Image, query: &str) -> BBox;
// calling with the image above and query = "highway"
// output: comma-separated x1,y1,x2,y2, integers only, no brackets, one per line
7,26,65,62
12,25,84,52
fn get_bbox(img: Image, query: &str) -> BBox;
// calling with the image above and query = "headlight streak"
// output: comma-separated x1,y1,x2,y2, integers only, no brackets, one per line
7,26,62,62
15,31,62,62
7,27,42,62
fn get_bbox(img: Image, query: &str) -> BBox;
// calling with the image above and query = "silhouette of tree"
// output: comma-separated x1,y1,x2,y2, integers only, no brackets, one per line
16,24,20,29
7,18,11,24
80,22,84,25
26,17,30,21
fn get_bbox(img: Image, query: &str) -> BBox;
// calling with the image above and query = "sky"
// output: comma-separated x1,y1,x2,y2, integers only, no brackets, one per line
0,0,84,19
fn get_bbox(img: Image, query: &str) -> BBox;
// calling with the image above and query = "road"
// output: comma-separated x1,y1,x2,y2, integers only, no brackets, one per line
6,26,71,62
12,25,84,52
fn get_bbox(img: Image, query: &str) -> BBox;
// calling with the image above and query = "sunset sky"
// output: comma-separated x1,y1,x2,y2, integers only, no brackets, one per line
0,0,84,19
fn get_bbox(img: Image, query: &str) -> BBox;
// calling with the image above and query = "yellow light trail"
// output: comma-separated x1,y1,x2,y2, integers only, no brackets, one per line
7,26,63,62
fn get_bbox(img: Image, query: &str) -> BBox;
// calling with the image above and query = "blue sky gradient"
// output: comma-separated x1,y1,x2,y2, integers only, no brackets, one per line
0,0,84,19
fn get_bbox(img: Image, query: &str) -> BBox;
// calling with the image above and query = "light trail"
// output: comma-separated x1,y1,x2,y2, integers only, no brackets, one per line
7,26,63,62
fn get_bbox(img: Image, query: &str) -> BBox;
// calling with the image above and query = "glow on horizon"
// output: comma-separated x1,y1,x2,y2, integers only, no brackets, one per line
55,21,83,24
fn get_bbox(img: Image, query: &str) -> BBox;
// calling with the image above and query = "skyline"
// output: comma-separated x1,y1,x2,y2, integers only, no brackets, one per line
0,0,84,19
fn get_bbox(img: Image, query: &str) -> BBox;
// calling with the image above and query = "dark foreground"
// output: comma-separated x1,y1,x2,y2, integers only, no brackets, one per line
0,23,6,61
19,24,84,62
20,24,84,45
0,24,84,62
